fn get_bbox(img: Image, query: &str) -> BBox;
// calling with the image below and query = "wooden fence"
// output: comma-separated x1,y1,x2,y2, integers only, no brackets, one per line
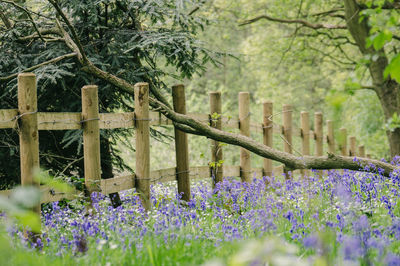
0,73,370,211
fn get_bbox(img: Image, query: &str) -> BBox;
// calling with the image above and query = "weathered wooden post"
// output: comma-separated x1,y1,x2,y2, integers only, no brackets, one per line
314,112,323,156
239,92,251,182
172,84,191,201
349,136,357,157
134,83,151,209
339,128,347,156
209,91,223,187
18,73,41,216
263,101,273,178
82,85,101,199
282,104,293,154
300,111,310,177
327,120,335,154
358,145,366,158
314,112,323,177
282,104,293,178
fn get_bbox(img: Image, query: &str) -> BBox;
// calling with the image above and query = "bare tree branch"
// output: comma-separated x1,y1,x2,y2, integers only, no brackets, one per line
0,8,12,29
309,8,345,18
18,28,61,42
239,14,347,29
0,52,77,82
48,0,88,63
1,0,45,42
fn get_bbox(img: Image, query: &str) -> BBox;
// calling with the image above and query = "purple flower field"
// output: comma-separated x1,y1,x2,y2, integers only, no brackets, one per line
3,158,400,265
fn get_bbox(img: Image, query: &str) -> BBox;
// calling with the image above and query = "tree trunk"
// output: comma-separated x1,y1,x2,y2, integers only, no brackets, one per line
344,0,400,158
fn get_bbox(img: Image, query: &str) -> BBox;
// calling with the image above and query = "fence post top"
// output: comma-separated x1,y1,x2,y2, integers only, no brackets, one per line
263,101,273,105
301,111,309,115
209,91,221,95
18,72,36,78
172,84,184,89
239,91,249,95
82,85,98,90
315,111,323,115
134,82,149,88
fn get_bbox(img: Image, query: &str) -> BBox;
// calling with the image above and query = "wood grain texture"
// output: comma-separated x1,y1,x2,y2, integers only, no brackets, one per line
339,128,347,156
18,73,40,215
135,82,151,210
172,84,191,201
0,109,18,129
349,136,357,157
81,85,101,194
283,104,293,154
239,92,251,182
263,101,273,177
38,112,81,130
314,112,323,156
327,120,335,154
210,91,223,186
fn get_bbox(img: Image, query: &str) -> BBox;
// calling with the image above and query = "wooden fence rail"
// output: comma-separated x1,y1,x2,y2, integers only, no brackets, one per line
0,73,371,213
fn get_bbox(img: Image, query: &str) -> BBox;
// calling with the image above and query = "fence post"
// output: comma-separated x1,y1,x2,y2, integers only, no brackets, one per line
282,104,293,154
339,128,347,156
349,136,357,157
282,104,293,178
82,85,101,198
134,83,151,210
18,73,40,216
300,111,310,177
358,145,365,158
172,84,191,201
239,92,251,182
209,91,223,187
263,101,273,178
327,120,335,154
314,112,323,156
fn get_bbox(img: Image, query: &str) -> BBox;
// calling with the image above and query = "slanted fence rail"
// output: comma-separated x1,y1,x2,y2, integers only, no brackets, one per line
0,73,371,212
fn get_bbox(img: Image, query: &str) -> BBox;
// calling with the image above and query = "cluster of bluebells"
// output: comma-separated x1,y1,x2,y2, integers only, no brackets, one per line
4,157,400,264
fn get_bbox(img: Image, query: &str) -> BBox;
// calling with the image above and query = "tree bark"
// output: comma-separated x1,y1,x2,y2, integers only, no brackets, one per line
344,0,400,157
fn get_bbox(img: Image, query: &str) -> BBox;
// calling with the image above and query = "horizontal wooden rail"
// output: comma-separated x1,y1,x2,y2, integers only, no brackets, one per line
0,110,310,138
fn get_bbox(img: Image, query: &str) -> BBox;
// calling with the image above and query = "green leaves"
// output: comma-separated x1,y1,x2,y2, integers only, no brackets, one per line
384,54,400,83
366,30,393,51
385,112,400,132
